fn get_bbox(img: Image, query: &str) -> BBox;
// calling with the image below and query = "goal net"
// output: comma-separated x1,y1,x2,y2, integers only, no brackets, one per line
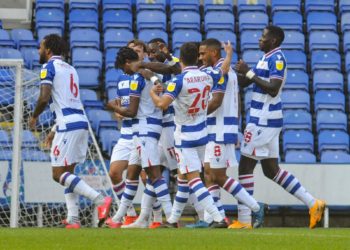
0,59,115,228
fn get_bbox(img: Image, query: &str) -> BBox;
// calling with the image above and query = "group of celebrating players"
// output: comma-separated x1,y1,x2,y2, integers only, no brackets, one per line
30,24,326,230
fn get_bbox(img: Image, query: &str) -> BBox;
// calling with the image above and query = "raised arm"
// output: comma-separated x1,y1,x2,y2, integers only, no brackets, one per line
220,41,233,75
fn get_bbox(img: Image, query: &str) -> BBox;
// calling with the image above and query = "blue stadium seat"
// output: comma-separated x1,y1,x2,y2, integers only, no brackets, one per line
285,150,316,163
70,29,100,50
107,87,117,101
271,0,301,13
105,48,119,70
0,149,12,160
105,69,122,89
35,9,65,34
237,0,267,13
273,11,302,32
69,0,99,11
283,110,312,131
239,12,268,32
0,87,14,105
204,0,233,13
281,90,310,111
282,50,306,70
344,32,350,53
284,70,308,91
307,12,337,32
170,0,200,12
76,68,100,88
171,11,201,31
136,0,166,12
346,52,350,73
321,150,350,163
37,28,62,42
283,130,314,153
22,149,50,161
314,90,345,112
0,130,10,148
316,110,347,132
138,29,168,43
36,0,64,10
99,129,121,155
102,0,131,12
86,109,114,135
0,48,23,59
313,70,343,92
0,69,13,87
282,31,304,51
104,29,133,50
0,29,15,48
311,50,341,72
137,10,166,31
80,89,103,109
172,30,202,52
10,29,37,49
242,50,264,68
21,48,40,70
342,13,350,33
305,0,334,14
204,11,235,32
309,31,339,51
69,9,98,30
103,10,133,31
240,30,261,51
18,130,38,148
340,0,350,14
318,130,349,153
206,30,236,48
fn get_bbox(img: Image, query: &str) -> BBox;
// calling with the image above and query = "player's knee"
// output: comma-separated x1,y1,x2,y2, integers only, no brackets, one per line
52,171,61,183
109,170,123,183
262,166,280,179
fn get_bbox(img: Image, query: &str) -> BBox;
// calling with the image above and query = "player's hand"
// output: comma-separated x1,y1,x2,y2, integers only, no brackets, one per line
222,40,233,56
235,59,250,75
129,61,143,72
151,84,164,95
44,131,55,149
115,112,124,121
139,69,154,80
28,116,37,131
158,42,172,61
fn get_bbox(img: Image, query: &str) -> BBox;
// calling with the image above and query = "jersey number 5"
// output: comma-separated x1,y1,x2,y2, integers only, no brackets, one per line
70,74,78,98
188,85,210,114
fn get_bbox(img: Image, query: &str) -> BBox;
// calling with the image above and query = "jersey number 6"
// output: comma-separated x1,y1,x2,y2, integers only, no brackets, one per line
187,85,210,114
70,74,78,98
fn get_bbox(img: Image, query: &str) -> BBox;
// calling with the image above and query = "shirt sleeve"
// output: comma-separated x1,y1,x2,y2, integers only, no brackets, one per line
129,74,145,98
164,77,183,100
204,67,227,93
40,61,55,85
269,53,286,80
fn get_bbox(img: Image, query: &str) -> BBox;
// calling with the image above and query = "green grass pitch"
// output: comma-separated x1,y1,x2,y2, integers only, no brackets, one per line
1,228,350,250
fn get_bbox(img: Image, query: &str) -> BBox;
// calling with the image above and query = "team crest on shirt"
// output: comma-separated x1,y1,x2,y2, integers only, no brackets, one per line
40,69,47,79
130,80,138,91
167,82,176,92
276,60,284,71
218,76,225,85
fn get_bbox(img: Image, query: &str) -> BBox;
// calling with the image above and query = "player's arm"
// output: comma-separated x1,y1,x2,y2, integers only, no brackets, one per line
207,92,224,115
106,99,124,120
205,68,227,115
114,96,139,118
29,84,52,130
150,85,173,110
131,60,181,75
220,41,233,75
44,124,56,148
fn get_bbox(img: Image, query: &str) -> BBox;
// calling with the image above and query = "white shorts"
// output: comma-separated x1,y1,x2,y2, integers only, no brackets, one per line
159,126,177,171
240,123,281,160
51,129,88,167
110,137,134,162
175,146,205,174
204,141,238,168
128,136,160,168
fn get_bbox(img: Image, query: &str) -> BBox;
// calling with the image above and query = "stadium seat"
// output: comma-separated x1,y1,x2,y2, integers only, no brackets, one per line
283,110,312,131
103,10,133,31
284,70,308,91
170,0,200,12
99,129,121,155
0,48,23,60
105,48,119,70
172,30,202,52
80,89,103,109
37,28,62,42
104,29,133,50
102,0,132,12
0,69,14,87
281,90,310,111
0,29,15,48
105,69,123,89
311,50,341,72
10,29,37,49
271,0,301,13
313,70,343,92
344,32,350,53
239,12,268,32
107,87,118,101
342,13,350,33
316,110,347,132
307,12,337,33
206,30,236,49
21,48,40,70
86,109,114,134
35,9,65,34
305,0,334,14
0,130,10,148
285,150,316,163
17,130,38,148
314,90,345,112
171,11,201,32
138,29,168,44
22,149,50,161
69,0,99,11
318,130,349,153
70,29,100,50
203,0,233,13
69,9,98,30
136,0,166,12
283,130,314,153
0,87,14,105
240,30,261,51
283,50,306,70
309,31,339,51
242,50,264,68
346,52,350,73
237,0,267,13
340,0,350,14
204,11,235,32
272,11,303,32
281,31,304,51
321,150,350,163
36,0,64,10
137,10,166,32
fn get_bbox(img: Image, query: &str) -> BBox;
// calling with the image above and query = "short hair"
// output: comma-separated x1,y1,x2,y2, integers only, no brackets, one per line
180,42,198,66
149,38,166,45
265,25,285,47
43,34,67,56
200,38,221,52
115,46,139,69
127,39,147,52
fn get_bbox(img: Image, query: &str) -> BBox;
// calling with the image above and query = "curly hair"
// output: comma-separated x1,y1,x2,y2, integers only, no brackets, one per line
115,46,139,69
43,34,67,56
